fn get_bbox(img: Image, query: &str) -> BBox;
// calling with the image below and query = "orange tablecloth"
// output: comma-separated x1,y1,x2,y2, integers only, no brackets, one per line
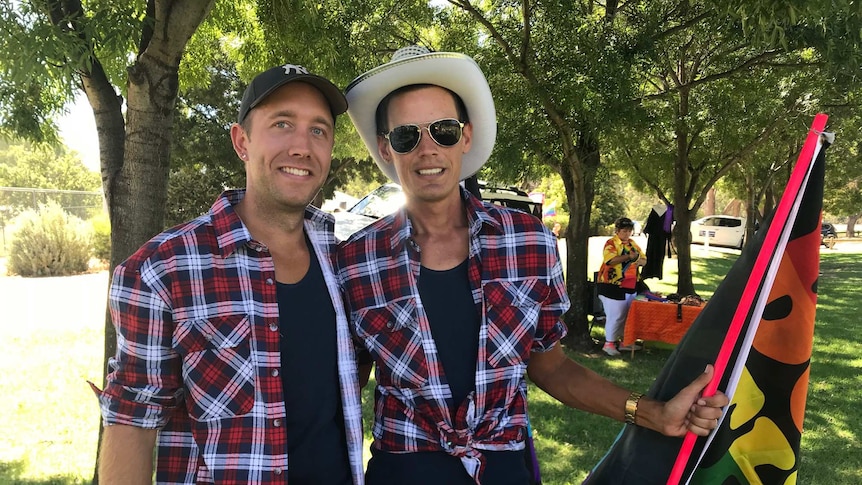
622,299,704,347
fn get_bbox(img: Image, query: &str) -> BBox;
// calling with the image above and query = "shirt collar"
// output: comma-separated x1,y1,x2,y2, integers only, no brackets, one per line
385,187,504,254
210,190,251,257
210,189,335,257
463,187,504,236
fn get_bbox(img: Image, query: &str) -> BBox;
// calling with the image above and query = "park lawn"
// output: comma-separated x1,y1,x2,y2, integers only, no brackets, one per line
2,250,860,484
0,292,103,484
526,249,862,484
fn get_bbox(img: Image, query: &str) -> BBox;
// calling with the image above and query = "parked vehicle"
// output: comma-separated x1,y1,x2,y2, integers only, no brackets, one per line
821,223,838,249
333,182,542,240
690,215,746,249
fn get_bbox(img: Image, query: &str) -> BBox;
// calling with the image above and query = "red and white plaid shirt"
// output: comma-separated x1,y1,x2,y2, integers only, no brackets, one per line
97,190,365,484
336,189,569,482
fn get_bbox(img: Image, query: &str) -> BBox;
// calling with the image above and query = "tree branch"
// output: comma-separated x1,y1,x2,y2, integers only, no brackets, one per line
521,0,530,65
691,106,794,210
139,0,155,57
650,8,714,45
645,49,784,99
447,0,578,157
626,148,668,202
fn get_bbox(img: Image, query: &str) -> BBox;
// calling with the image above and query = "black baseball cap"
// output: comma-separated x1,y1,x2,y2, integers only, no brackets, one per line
237,63,348,123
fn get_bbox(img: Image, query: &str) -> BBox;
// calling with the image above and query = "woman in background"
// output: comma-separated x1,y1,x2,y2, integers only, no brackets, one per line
596,217,646,356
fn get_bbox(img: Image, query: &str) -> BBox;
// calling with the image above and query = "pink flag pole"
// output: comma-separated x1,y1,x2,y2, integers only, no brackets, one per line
665,113,829,485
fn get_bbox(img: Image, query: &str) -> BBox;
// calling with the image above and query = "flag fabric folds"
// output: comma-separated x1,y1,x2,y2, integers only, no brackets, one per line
543,201,557,218
582,114,829,485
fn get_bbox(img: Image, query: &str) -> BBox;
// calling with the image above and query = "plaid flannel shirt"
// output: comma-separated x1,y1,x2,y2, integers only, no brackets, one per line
97,190,364,485
336,188,569,482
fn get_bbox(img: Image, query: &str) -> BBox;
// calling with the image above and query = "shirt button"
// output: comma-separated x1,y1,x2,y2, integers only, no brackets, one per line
269,323,278,332
265,278,274,285
273,468,282,475
386,322,394,329
271,369,279,377
273,419,281,427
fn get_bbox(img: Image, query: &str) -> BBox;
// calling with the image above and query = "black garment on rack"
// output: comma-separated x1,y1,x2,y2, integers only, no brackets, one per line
642,205,673,279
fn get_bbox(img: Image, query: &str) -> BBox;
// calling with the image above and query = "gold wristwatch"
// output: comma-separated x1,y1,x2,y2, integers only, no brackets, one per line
625,391,644,425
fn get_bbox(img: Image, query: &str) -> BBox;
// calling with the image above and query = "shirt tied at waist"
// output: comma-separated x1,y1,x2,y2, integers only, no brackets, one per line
439,424,485,484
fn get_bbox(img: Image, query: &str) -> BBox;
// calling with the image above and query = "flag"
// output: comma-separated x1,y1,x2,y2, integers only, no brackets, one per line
583,114,829,484
542,201,557,218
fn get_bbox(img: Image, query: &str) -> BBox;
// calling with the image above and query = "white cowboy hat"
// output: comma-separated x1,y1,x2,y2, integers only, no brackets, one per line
344,45,496,184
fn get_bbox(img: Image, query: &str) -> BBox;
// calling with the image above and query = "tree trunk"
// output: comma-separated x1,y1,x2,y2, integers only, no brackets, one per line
763,181,775,220
745,174,757,247
673,206,696,296
89,2,216,483
673,87,697,296
82,57,126,371
704,187,715,215
560,133,600,351
848,214,859,238
79,25,130,485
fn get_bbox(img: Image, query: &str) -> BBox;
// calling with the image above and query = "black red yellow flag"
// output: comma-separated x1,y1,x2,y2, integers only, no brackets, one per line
583,114,830,485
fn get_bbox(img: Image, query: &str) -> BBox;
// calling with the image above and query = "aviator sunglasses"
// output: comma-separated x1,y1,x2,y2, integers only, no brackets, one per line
382,118,465,154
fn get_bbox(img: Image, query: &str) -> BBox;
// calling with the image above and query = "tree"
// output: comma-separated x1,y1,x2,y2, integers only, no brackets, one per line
583,168,628,236
1,1,216,480
720,134,802,244
0,139,101,221
821,99,862,236
165,46,245,227
437,0,862,308
426,0,647,348
0,140,99,191
607,1,853,295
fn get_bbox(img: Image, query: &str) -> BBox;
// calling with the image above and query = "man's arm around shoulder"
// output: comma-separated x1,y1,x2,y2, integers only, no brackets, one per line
98,424,157,485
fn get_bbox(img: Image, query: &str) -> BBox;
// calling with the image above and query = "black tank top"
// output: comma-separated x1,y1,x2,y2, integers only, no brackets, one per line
366,259,529,484
418,259,479,410
276,237,350,484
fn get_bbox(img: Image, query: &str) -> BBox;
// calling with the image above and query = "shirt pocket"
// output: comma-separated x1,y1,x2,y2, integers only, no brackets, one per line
352,297,428,389
482,279,549,368
174,314,255,422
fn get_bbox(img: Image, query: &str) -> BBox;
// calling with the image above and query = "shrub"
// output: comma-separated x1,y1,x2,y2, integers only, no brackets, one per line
89,211,111,262
8,202,91,277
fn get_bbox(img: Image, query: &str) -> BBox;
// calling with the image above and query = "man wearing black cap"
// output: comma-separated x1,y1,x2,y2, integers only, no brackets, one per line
95,64,365,485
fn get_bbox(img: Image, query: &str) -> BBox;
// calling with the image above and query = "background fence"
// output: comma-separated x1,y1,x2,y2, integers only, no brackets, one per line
0,187,105,254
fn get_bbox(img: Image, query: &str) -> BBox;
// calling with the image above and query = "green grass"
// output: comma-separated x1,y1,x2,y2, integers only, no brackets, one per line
523,249,862,484
0,273,106,485
2,249,860,484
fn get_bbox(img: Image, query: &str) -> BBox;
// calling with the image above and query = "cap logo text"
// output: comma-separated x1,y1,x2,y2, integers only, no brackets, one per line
282,64,309,76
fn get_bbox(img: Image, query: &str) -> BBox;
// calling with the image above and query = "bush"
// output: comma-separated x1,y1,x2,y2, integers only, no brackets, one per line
8,202,91,277
89,211,111,262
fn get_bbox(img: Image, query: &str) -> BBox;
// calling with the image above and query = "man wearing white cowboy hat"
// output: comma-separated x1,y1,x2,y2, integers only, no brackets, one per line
97,63,365,485
337,45,728,484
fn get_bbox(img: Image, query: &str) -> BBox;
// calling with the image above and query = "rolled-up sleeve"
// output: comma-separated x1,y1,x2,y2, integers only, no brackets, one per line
98,260,182,429
532,237,569,353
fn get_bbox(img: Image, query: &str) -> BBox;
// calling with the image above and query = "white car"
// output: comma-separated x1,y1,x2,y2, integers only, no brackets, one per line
333,182,542,241
332,184,405,240
690,215,746,249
